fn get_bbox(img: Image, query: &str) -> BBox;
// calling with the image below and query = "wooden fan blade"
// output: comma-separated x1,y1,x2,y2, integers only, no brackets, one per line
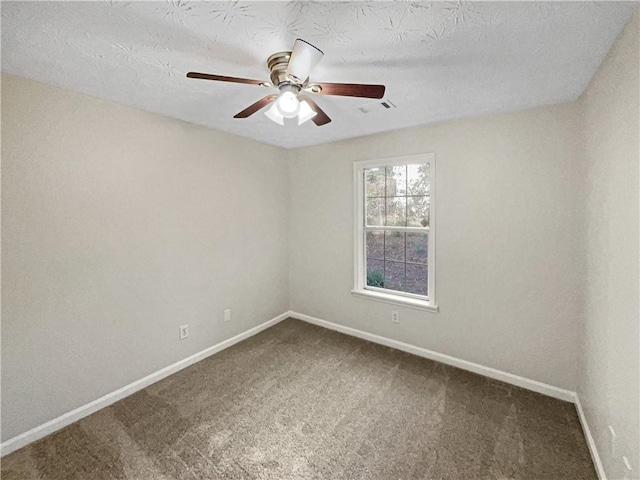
308,82,385,99
299,95,331,126
233,95,278,119
187,72,266,86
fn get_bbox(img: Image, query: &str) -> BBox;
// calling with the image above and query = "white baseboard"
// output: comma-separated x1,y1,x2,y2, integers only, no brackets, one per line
575,395,607,480
0,311,290,457
290,311,576,403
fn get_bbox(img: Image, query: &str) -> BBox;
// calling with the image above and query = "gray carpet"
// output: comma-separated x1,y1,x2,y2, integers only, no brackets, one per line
1,318,596,479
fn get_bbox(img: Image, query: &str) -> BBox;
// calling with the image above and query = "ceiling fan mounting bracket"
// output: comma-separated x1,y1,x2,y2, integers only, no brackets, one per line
306,84,322,94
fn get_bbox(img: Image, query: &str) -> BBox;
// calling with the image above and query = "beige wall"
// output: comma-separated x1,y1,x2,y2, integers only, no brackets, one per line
578,9,639,479
1,74,289,442
288,101,583,392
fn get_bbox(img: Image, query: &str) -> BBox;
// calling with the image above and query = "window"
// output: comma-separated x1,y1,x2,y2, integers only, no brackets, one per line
352,154,437,312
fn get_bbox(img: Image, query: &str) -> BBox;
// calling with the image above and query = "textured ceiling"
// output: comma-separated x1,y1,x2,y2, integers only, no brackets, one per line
1,1,637,149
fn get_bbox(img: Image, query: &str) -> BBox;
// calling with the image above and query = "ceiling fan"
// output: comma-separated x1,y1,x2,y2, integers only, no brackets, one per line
186,39,386,127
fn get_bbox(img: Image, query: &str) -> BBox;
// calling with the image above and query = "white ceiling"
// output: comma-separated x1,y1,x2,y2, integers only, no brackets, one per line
2,1,637,149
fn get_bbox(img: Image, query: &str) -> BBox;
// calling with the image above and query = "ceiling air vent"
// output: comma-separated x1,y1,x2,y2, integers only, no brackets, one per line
358,99,397,114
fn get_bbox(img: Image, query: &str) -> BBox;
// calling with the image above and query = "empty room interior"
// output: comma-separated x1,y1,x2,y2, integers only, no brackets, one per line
1,2,639,479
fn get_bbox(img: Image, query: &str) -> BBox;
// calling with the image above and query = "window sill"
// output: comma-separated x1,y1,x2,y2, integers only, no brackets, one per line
350,289,439,313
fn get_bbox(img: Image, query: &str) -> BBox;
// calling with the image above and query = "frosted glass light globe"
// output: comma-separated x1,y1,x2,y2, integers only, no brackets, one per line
276,91,300,118
298,100,317,125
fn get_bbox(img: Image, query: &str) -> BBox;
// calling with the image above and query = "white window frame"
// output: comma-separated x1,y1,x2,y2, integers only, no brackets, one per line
351,153,438,313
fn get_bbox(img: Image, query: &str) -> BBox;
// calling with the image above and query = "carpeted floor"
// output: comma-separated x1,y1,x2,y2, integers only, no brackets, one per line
2,318,596,479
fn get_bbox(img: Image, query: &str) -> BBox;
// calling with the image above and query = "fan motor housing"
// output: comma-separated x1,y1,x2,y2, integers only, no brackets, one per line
267,51,296,86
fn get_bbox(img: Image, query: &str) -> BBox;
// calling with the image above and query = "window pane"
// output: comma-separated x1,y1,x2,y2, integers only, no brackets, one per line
365,168,385,197
406,233,428,264
366,231,384,260
384,261,405,291
407,195,430,228
384,231,405,262
360,160,432,300
385,165,407,196
406,264,428,296
366,259,385,288
385,197,406,226
407,163,429,196
366,197,384,226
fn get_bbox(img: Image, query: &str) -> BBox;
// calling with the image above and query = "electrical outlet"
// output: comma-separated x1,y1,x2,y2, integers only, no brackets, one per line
179,324,189,340
224,309,231,322
391,311,399,324
609,426,616,457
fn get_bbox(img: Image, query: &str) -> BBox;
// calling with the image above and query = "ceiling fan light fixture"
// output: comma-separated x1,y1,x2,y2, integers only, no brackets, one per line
276,91,300,118
298,100,317,125
187,38,384,128
264,102,285,125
